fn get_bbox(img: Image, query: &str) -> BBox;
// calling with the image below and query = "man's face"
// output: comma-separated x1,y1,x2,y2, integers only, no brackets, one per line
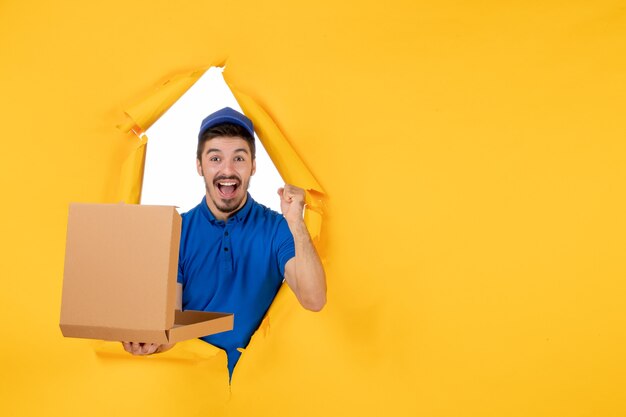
196,136,256,220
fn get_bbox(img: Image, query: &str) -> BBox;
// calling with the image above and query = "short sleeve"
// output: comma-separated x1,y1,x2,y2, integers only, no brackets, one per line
275,218,295,276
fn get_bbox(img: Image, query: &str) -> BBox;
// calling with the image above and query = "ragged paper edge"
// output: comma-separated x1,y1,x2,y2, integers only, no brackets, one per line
117,134,147,203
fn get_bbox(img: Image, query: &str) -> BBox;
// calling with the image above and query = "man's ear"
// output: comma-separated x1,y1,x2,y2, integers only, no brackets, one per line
196,158,203,176
251,158,256,176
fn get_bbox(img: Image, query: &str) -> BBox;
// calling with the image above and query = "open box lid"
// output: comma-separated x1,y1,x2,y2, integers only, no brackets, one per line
60,203,233,344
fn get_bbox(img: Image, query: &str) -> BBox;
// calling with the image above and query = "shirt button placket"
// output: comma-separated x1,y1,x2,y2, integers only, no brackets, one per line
223,227,233,272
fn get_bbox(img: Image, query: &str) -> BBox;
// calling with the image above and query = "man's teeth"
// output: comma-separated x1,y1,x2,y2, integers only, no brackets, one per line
219,182,237,186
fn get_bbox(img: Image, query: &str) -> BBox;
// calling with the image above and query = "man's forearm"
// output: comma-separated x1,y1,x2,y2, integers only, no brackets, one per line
287,218,326,311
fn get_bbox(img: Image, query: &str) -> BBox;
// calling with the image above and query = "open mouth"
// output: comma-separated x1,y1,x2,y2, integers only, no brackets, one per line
215,179,240,199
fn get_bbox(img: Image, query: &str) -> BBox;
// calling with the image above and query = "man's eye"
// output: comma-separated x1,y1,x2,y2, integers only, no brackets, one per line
209,156,220,162
235,156,245,162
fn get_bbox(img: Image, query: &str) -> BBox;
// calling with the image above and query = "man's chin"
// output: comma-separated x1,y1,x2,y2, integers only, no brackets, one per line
216,203,238,214
214,196,245,214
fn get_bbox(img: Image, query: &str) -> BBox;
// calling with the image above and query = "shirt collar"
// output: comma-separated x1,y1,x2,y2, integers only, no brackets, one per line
201,192,254,225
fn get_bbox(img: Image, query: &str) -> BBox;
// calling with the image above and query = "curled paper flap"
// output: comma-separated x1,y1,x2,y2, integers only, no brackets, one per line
118,68,209,133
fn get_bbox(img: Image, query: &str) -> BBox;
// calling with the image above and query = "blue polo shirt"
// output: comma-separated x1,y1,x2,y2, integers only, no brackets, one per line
177,193,295,376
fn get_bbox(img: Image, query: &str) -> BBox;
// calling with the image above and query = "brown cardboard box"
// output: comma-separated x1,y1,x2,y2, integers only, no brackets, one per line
59,203,233,344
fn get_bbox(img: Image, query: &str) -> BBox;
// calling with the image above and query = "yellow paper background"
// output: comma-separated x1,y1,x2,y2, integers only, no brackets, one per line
1,1,625,416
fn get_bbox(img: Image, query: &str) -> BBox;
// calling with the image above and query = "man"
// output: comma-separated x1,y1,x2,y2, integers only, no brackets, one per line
123,107,326,376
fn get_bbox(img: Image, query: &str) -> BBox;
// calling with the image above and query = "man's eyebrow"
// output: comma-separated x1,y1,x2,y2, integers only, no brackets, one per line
205,148,249,154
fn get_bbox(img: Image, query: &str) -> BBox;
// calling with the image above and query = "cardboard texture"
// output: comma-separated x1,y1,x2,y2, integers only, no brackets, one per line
60,203,233,344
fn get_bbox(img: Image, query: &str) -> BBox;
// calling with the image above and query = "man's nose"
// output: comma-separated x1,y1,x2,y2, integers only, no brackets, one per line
221,160,236,175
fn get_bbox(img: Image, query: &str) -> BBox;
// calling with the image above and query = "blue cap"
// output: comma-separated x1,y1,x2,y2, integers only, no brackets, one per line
198,107,255,140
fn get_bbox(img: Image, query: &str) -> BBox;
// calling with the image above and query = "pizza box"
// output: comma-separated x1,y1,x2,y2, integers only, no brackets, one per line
60,203,233,344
